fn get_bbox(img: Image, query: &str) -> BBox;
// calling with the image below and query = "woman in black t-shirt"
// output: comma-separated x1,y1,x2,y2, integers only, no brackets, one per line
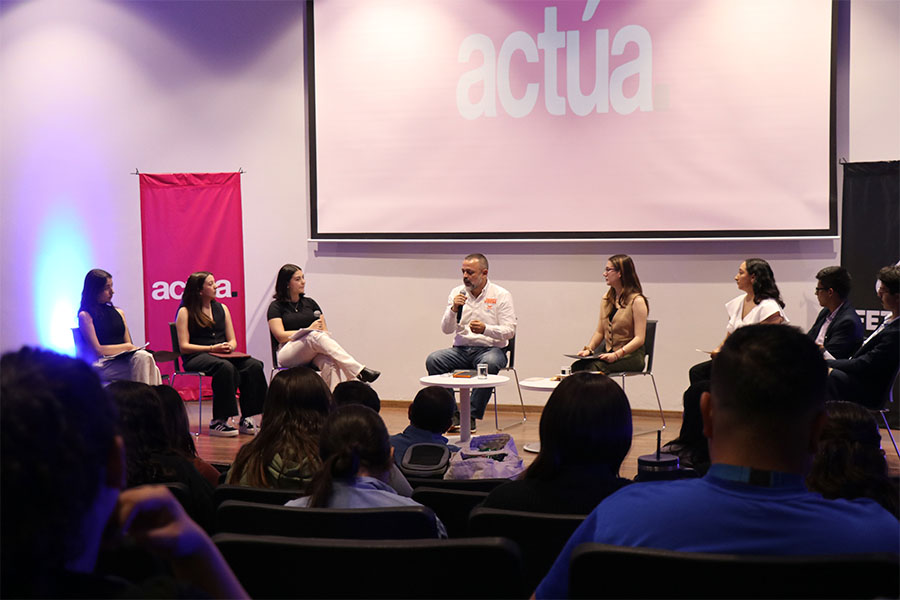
268,264,379,389
176,271,267,437
77,269,161,384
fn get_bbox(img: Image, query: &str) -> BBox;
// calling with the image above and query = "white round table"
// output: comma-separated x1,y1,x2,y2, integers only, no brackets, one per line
518,377,562,453
419,374,509,444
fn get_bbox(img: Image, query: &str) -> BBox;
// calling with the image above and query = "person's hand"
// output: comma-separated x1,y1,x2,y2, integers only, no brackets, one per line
577,346,593,357
469,320,486,334
310,318,325,331
451,293,466,313
116,485,208,559
213,342,231,353
598,352,617,363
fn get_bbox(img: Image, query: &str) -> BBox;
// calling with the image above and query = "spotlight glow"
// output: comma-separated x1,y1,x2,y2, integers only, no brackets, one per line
34,206,92,355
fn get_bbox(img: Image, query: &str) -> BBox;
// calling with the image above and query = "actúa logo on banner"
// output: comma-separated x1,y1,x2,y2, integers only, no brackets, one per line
150,279,233,301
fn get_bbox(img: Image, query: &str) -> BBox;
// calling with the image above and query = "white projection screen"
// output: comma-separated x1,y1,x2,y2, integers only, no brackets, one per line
308,0,836,240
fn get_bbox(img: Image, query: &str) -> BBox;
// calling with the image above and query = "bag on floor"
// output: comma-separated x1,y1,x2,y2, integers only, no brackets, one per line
445,433,524,480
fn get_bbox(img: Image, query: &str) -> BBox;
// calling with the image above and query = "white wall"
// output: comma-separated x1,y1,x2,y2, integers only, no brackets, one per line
1,0,896,412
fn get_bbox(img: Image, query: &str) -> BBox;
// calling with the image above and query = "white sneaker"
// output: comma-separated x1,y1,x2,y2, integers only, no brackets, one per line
209,419,238,437
239,417,259,435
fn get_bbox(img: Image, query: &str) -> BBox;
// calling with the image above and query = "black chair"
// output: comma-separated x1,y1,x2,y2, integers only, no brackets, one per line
213,533,526,599
216,500,440,539
613,319,665,435
213,484,305,509
492,335,527,430
406,476,509,492
468,506,585,593
168,322,206,435
162,481,194,516
411,487,489,539
569,543,900,599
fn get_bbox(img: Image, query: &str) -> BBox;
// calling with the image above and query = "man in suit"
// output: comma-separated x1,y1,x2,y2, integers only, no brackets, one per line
827,265,900,409
807,266,864,359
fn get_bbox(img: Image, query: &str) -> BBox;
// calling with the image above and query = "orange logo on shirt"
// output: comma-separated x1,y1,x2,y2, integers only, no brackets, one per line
485,298,497,310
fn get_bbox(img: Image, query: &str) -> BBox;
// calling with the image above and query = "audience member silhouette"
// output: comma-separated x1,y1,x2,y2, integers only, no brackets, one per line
483,372,633,514
226,366,332,490
0,347,245,598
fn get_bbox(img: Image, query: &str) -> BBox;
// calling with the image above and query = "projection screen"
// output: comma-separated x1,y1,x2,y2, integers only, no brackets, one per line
308,0,836,240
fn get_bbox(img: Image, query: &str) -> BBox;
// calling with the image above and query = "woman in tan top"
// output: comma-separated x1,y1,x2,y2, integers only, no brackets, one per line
572,254,649,374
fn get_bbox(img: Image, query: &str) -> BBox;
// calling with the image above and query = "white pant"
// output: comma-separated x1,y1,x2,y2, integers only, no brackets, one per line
94,349,162,385
276,331,364,389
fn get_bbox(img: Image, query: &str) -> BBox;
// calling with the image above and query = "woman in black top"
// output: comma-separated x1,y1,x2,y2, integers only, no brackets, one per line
175,271,266,437
267,264,379,388
77,269,161,384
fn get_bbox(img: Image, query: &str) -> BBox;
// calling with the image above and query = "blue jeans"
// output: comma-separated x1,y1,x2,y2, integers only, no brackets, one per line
425,346,507,419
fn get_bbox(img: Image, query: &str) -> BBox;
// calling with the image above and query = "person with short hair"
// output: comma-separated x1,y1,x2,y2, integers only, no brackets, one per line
333,380,381,413
426,254,517,433
571,254,649,375
0,347,246,599
268,263,379,387
389,386,459,466
77,269,162,384
535,325,899,599
807,266,864,359
826,265,900,408
482,372,632,514
176,271,267,437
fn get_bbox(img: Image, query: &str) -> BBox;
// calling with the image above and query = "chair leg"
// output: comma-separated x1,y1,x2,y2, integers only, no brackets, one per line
621,373,666,436
881,411,900,459
196,374,202,437
494,367,526,432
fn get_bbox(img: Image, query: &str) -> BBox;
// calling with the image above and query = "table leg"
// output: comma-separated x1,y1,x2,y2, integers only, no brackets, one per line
459,387,471,445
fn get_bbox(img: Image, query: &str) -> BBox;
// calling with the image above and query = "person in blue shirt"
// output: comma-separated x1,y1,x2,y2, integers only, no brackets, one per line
287,404,447,538
390,386,460,466
536,324,899,599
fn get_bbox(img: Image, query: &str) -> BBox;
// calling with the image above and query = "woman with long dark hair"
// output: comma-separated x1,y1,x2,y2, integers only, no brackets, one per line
286,404,446,537
572,254,649,374
77,269,161,384
483,372,633,514
226,367,332,489
688,258,787,385
175,271,267,437
154,384,220,487
107,381,215,531
267,263,379,388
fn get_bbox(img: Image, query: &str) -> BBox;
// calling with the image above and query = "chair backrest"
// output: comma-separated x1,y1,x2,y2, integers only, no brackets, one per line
213,533,525,599
216,500,440,540
468,506,586,592
71,327,92,362
213,484,305,509
569,543,900,599
405,477,509,492
269,334,280,367
504,335,517,369
168,322,186,372
643,319,657,372
410,487,489,539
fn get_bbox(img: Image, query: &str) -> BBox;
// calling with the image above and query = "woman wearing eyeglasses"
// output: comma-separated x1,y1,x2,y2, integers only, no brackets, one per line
571,254,649,374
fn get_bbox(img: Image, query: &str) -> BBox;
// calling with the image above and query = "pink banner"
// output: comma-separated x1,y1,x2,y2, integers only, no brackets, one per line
140,172,247,398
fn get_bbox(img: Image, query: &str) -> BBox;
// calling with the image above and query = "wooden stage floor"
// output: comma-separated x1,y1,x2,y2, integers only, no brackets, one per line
186,402,900,480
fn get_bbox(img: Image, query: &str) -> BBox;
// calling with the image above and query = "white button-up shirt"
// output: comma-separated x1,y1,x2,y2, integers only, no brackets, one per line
440,280,516,348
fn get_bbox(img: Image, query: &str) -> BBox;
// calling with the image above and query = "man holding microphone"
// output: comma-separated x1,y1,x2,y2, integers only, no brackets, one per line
426,254,517,433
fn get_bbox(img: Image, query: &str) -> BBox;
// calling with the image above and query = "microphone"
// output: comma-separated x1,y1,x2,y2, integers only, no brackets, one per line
456,303,463,324
313,310,322,319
